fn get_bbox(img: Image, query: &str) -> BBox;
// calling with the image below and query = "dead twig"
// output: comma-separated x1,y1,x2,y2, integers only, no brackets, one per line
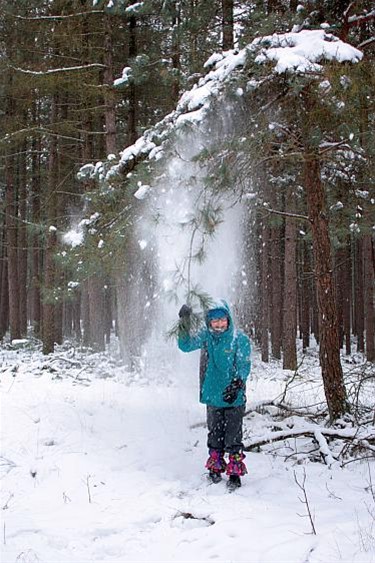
294,468,317,535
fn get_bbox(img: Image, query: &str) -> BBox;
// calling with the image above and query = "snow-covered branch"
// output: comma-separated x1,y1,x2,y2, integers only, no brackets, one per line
13,11,105,20
358,37,375,50
244,425,375,466
10,64,106,76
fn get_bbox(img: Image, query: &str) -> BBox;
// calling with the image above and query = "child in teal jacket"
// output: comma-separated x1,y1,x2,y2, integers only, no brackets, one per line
178,299,251,490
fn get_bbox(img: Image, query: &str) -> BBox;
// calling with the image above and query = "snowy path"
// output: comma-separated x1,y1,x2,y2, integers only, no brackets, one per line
1,349,374,563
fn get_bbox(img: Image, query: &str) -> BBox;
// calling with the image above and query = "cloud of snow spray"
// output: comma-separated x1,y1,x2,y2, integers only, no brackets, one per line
135,110,248,382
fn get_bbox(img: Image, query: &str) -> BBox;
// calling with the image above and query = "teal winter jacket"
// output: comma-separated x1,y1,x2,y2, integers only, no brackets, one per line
178,300,251,408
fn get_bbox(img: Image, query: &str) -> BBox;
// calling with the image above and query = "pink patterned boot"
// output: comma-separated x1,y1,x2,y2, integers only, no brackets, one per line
205,449,227,483
226,453,247,490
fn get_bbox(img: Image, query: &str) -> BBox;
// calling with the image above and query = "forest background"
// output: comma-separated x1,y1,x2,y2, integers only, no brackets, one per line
0,0,374,423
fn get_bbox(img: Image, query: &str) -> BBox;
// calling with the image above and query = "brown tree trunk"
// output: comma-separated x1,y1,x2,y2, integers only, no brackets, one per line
82,281,91,347
31,125,41,337
0,234,9,340
128,15,138,145
260,217,270,362
6,156,21,341
42,227,57,355
42,98,58,355
301,239,311,351
73,292,82,341
88,276,106,351
283,188,297,370
104,15,117,156
18,142,28,336
363,233,375,361
304,155,347,420
171,1,181,103
222,0,234,50
343,237,352,355
335,246,345,349
269,216,283,360
355,238,365,352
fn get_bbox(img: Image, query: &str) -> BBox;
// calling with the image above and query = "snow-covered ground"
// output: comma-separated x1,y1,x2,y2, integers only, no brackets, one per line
1,340,374,563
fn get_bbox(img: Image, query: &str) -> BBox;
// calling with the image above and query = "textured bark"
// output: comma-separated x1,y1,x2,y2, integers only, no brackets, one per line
31,124,41,337
128,15,138,145
17,142,28,336
336,239,352,355
343,238,352,356
73,292,82,341
335,247,345,349
6,156,21,341
222,0,234,50
42,227,57,355
355,238,365,352
81,282,91,347
260,218,270,362
103,15,117,156
88,276,106,351
269,218,283,360
304,156,347,420
301,239,311,351
42,97,58,355
0,237,9,340
363,233,375,361
171,1,181,103
283,188,297,370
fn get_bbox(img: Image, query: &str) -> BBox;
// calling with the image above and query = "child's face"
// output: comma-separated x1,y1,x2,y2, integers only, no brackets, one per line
209,317,228,332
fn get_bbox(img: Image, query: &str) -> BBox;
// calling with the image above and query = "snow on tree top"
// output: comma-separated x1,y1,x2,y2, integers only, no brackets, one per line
252,30,363,73
86,30,363,186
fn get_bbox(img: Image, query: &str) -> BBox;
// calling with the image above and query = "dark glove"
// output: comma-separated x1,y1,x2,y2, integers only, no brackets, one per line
178,304,192,319
178,304,192,333
222,378,245,404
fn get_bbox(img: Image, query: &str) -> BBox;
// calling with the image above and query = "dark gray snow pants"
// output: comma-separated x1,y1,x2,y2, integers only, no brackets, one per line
206,405,245,454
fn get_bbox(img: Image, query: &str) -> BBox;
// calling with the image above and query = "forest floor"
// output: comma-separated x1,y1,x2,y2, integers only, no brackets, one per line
1,337,374,563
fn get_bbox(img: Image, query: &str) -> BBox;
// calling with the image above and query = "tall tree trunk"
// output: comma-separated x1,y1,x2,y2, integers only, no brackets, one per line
355,238,365,352
82,281,91,347
171,1,181,103
31,120,42,337
269,217,283,360
303,155,347,420
103,15,117,156
363,233,375,361
301,239,311,351
42,98,58,355
128,15,138,144
222,0,234,50
18,141,28,336
260,217,270,362
0,235,9,340
335,246,345,349
283,188,297,370
88,276,106,351
343,236,352,356
6,156,21,341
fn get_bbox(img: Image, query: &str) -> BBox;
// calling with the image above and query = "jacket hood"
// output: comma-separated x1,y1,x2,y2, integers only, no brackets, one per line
205,299,234,334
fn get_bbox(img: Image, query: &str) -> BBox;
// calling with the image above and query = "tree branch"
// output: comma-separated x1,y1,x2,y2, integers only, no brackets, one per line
9,63,106,76
262,204,310,223
13,11,105,20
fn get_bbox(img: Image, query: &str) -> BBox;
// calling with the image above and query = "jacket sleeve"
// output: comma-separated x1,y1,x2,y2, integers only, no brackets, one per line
235,333,251,382
178,329,207,353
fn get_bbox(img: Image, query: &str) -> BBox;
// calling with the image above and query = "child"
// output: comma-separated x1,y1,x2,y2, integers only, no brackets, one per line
178,299,251,490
